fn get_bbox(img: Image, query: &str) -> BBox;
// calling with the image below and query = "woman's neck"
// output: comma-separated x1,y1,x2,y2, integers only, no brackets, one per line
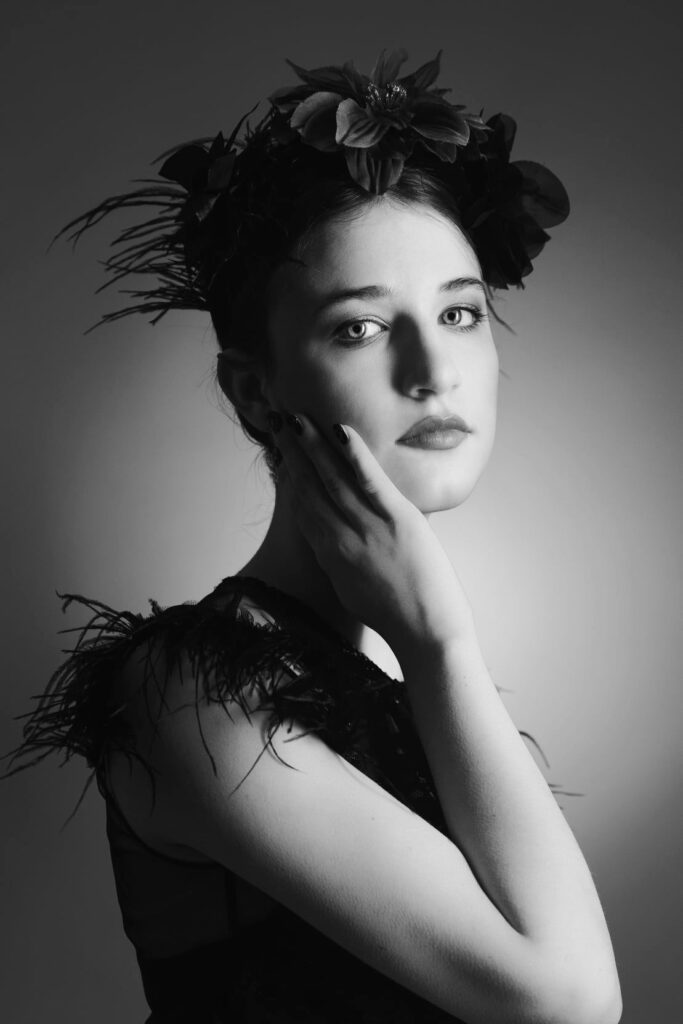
235,483,402,678
235,483,365,648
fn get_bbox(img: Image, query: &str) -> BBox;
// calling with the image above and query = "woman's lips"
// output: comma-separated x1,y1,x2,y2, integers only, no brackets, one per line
397,428,469,450
396,415,472,450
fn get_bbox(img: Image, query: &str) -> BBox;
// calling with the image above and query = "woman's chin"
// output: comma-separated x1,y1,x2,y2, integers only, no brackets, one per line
395,472,481,514
386,439,492,513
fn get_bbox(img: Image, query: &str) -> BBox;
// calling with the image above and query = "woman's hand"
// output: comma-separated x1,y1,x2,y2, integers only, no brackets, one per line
271,411,475,660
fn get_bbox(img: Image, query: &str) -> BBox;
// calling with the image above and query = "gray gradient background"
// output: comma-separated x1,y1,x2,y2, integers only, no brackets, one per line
1,1,681,1021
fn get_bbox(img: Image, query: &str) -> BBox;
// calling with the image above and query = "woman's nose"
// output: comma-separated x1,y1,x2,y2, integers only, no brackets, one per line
394,319,463,398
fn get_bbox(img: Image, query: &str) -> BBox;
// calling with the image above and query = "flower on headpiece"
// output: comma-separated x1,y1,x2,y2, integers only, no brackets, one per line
456,113,570,288
269,49,487,193
157,133,236,222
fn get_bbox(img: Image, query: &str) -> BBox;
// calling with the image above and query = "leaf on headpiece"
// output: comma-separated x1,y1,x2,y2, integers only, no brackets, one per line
290,91,343,152
208,132,226,159
486,113,517,159
336,98,390,149
269,83,314,117
285,58,357,95
370,48,409,87
152,136,214,164
159,146,208,190
207,151,236,192
514,160,570,228
399,49,442,92
183,192,220,223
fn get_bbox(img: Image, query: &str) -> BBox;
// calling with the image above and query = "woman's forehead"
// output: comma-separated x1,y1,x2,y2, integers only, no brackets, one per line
273,203,480,304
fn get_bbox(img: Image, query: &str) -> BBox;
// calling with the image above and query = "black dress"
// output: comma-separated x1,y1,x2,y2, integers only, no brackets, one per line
7,574,484,1022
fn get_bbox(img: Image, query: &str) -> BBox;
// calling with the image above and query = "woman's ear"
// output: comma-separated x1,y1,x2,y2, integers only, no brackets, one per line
216,349,272,433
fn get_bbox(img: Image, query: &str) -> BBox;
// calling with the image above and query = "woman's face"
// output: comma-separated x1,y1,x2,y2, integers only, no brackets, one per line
264,201,499,513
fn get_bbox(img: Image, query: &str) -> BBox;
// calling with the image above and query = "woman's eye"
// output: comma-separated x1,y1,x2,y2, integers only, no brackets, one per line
441,306,483,329
334,318,385,345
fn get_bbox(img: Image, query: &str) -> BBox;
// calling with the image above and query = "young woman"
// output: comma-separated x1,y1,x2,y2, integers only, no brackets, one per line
4,50,622,1023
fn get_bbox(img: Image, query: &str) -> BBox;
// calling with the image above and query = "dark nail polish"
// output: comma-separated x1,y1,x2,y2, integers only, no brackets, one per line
267,410,283,433
285,412,303,435
333,423,349,445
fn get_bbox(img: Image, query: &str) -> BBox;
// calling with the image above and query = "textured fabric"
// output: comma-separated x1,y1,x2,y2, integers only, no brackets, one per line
11,575,479,1021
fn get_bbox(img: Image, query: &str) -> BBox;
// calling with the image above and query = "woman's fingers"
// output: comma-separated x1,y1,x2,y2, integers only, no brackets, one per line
274,411,397,528
270,413,359,543
333,422,403,522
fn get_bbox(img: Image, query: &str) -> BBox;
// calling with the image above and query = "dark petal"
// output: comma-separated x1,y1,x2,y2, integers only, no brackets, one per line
207,132,226,159
464,111,489,131
206,151,236,193
486,113,517,157
224,101,260,150
285,57,356,95
514,160,571,227
336,98,389,148
399,49,443,92
370,48,409,87
153,136,214,164
375,131,415,161
158,145,209,189
182,192,219,223
417,135,460,162
500,113,517,151
467,209,493,231
345,147,405,194
497,220,536,283
269,113,298,144
340,60,368,99
411,99,470,143
488,227,531,287
291,91,342,151
344,147,371,190
268,83,313,115
519,216,551,260
374,153,407,193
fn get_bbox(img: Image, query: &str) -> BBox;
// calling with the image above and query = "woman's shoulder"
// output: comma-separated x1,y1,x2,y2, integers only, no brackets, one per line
2,578,299,783
4,575,406,789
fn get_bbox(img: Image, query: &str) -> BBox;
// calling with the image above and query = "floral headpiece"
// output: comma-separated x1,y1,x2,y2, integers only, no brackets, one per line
58,49,570,331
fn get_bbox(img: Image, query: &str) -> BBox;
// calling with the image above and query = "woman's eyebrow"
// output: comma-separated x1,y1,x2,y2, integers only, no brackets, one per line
314,276,485,315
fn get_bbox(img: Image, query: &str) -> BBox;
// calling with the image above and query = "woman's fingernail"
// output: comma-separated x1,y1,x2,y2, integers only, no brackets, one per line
267,410,283,433
333,423,349,445
285,412,303,435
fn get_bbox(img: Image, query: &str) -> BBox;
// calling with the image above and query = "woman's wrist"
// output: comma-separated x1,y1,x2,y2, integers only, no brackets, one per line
392,619,480,677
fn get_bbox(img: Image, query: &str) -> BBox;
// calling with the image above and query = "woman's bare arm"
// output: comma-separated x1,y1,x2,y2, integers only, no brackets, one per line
108,640,620,1024
398,633,621,1022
